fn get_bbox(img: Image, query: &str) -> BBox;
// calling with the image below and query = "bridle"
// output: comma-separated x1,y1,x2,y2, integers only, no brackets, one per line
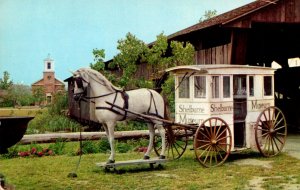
73,74,118,101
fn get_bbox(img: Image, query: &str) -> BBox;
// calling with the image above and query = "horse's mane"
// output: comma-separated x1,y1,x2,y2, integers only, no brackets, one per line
79,68,122,91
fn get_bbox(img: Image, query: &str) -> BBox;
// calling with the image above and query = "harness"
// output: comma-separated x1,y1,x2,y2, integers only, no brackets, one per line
95,90,129,121
74,74,162,122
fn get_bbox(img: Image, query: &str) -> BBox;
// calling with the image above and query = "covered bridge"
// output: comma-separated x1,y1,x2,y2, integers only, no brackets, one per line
163,0,300,130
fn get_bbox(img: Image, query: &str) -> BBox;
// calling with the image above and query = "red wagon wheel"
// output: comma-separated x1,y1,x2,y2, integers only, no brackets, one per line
255,106,287,157
194,117,232,167
154,125,189,160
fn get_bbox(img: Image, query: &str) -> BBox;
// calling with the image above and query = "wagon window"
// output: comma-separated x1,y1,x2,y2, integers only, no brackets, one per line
249,76,254,97
223,76,230,98
178,76,190,98
212,76,219,98
233,75,247,97
264,76,273,96
194,76,206,98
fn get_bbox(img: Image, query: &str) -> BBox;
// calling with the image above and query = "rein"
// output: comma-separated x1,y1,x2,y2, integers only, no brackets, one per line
95,90,129,121
74,71,161,122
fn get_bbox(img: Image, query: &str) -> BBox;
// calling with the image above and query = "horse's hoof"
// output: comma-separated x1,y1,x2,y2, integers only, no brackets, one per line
143,155,150,160
159,155,166,159
106,159,115,164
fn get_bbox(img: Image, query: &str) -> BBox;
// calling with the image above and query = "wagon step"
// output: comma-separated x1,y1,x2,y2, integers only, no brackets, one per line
96,158,168,171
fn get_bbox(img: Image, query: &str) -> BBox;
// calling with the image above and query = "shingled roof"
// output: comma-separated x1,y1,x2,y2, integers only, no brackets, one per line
168,0,279,40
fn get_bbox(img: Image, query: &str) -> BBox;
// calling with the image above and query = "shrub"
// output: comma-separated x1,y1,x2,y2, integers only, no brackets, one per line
97,138,111,153
27,110,81,134
116,142,131,153
80,141,98,154
116,120,148,131
48,138,66,155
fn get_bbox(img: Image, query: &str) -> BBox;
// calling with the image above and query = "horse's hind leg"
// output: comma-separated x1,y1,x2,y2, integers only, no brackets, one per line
143,123,154,160
156,124,166,159
106,121,116,164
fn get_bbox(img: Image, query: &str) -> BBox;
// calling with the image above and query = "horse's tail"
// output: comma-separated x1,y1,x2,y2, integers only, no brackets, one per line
163,96,170,123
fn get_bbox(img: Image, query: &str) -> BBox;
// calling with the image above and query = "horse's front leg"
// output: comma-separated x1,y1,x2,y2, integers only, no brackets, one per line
106,121,116,164
144,123,154,160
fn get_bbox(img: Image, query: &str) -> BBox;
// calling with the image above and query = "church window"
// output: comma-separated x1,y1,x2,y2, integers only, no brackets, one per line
47,62,51,69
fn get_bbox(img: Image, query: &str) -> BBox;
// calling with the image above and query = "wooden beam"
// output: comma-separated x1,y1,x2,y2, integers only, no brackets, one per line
20,130,150,144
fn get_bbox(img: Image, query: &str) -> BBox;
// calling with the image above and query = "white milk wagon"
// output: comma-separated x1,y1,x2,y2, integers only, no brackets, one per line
162,64,287,167
70,65,287,169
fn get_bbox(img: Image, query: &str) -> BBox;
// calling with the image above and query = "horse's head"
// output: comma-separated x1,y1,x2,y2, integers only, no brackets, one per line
72,69,89,101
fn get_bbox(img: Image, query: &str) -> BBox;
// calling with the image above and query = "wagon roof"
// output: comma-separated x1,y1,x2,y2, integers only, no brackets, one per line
165,64,276,75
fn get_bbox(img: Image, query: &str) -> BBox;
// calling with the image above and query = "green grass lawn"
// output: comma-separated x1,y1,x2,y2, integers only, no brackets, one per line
1,146,300,190
0,107,44,117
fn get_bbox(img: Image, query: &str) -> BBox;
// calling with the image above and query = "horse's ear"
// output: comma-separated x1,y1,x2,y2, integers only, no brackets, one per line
69,70,76,76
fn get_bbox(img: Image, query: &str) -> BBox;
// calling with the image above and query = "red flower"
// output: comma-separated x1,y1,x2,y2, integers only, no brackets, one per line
30,147,37,155
37,152,44,157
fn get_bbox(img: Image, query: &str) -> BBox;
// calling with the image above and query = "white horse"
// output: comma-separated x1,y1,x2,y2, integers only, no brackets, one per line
72,68,166,163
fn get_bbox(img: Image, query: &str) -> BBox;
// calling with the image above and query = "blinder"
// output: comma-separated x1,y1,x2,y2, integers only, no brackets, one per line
75,77,84,88
73,77,87,101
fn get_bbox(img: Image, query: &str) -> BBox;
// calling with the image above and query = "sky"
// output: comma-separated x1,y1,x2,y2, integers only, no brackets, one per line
0,0,254,85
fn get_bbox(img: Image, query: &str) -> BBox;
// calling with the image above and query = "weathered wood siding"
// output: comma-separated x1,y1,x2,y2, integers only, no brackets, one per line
194,43,232,65
225,0,300,28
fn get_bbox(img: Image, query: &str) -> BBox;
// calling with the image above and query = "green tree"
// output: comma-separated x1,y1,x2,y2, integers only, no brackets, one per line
48,91,68,115
6,84,35,107
0,71,13,90
199,9,217,22
90,49,106,71
32,87,45,106
170,41,195,66
145,33,172,79
110,32,148,88
90,32,196,114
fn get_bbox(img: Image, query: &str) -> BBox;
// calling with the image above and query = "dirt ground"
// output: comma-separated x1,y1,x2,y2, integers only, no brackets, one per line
283,134,300,160
233,133,300,190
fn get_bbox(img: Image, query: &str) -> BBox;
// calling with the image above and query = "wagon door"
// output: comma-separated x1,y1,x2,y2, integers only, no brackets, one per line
233,75,247,147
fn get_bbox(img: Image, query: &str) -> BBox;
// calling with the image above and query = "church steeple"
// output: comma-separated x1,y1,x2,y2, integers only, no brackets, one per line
44,53,54,72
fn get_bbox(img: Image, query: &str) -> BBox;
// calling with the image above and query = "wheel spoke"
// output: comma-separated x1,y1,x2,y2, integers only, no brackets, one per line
270,136,275,155
214,118,217,137
215,124,222,139
274,124,285,131
195,117,231,167
216,128,227,140
273,112,281,126
274,135,284,145
215,145,224,156
203,123,212,139
263,112,268,122
196,143,210,150
262,135,270,153
196,139,211,143
216,144,227,153
172,143,181,156
255,107,286,157
209,119,213,136
216,135,230,143
268,108,271,123
272,137,280,152
199,129,211,140
174,141,185,150
276,132,286,136
274,117,284,129
256,127,269,132
203,146,212,164
214,148,218,165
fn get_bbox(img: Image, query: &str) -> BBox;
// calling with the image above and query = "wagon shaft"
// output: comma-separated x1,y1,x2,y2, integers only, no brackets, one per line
105,101,197,130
